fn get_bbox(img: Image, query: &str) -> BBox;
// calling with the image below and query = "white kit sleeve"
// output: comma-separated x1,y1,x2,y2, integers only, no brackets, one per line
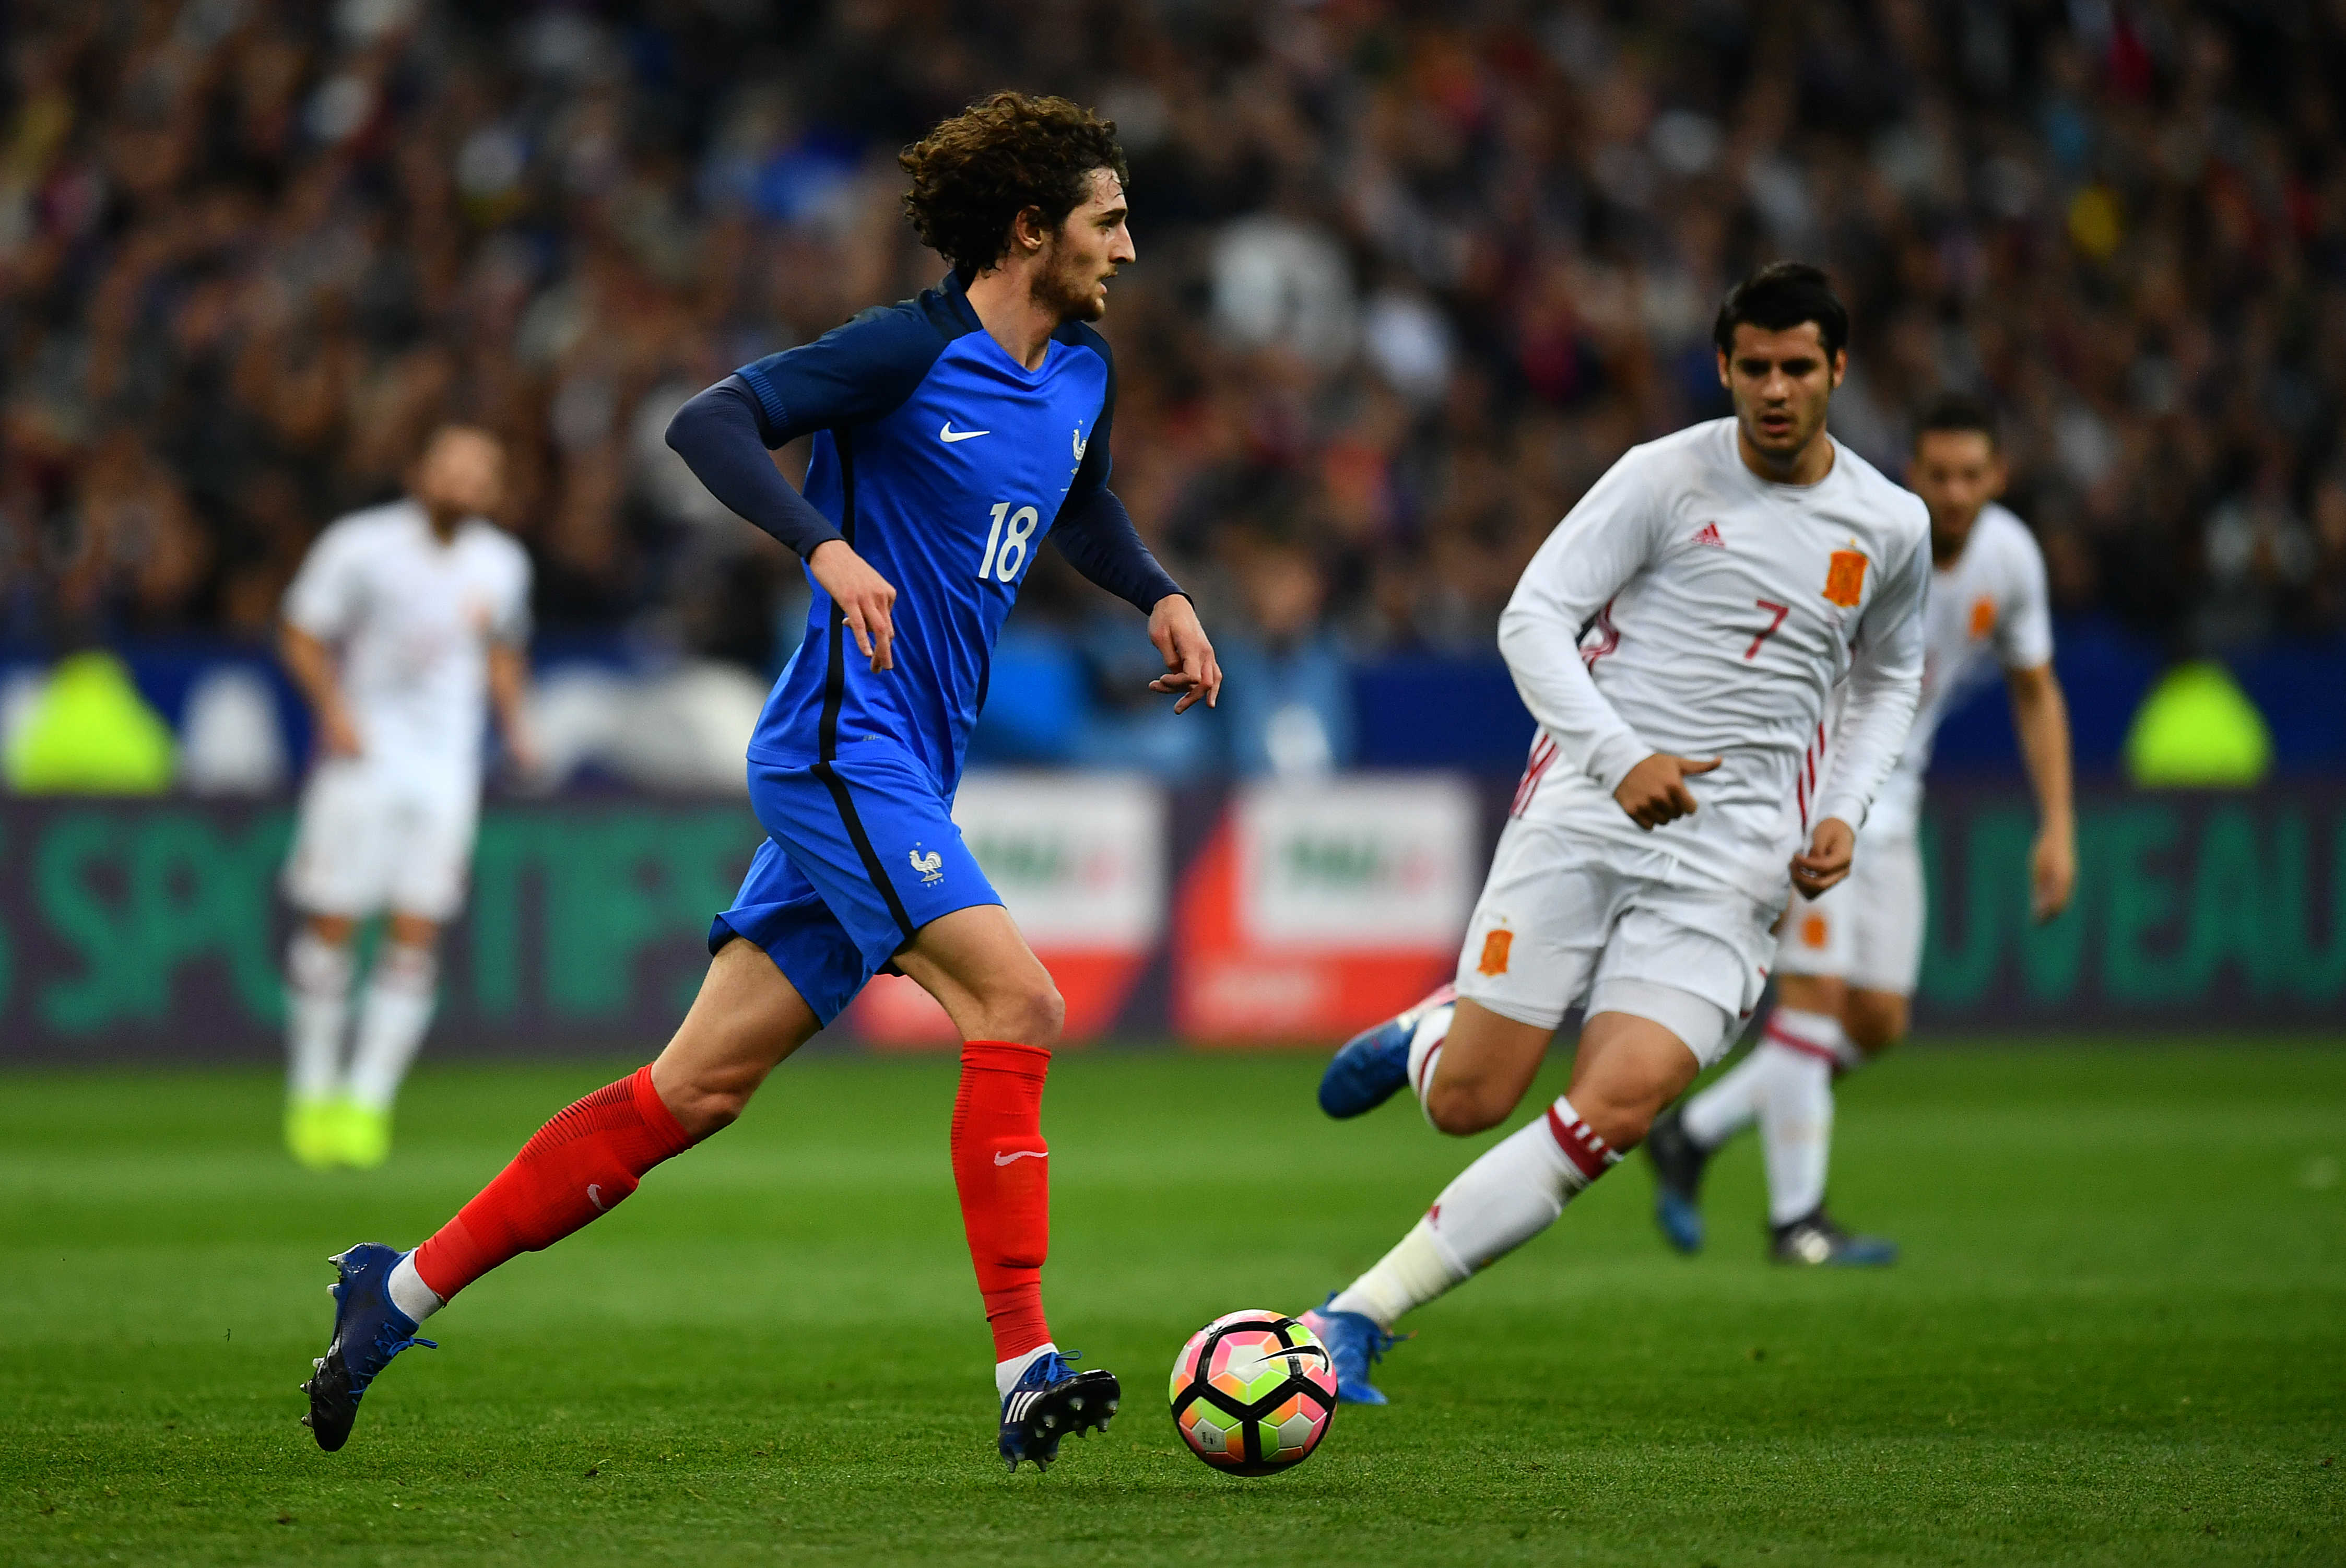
1996,529,2056,670
1496,451,1663,794
1813,529,1928,831
492,539,534,647
281,522,359,641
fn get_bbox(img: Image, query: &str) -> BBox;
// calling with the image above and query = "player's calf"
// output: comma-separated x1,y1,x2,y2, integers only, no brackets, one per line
1415,997,1549,1136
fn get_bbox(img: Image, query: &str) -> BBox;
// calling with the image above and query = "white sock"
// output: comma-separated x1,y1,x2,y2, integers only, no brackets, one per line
1327,1220,1466,1328
1752,1010,1846,1225
345,944,438,1112
1680,1050,1765,1150
285,930,354,1103
386,1249,443,1324
1329,1097,1619,1329
1405,1000,1457,1125
995,1341,1058,1399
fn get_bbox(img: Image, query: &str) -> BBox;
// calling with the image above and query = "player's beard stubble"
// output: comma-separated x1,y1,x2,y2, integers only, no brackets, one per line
1031,240,1112,323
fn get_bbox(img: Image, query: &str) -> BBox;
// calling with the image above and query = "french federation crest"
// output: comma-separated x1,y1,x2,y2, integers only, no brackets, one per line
909,848,945,885
1072,426,1087,461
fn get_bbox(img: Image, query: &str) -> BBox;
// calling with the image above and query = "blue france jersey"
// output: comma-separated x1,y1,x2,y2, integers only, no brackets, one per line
735,273,1113,795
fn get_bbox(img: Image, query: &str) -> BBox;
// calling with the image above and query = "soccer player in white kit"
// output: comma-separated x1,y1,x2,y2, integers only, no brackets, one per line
1301,264,1929,1404
1647,394,2076,1263
277,426,534,1169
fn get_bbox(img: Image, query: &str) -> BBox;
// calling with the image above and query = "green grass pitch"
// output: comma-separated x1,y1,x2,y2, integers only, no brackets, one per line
3,1043,2341,1565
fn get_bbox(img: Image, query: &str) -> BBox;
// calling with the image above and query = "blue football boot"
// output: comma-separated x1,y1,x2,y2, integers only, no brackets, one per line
1772,1208,1899,1267
1299,1296,1405,1405
998,1351,1119,1472
1643,1102,1710,1255
1318,985,1456,1119
301,1243,435,1452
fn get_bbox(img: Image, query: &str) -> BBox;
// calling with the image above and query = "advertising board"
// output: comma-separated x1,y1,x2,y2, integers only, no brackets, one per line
1173,776,1480,1044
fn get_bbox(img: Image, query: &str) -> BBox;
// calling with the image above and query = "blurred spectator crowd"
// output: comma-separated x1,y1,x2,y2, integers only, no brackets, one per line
4,0,2345,774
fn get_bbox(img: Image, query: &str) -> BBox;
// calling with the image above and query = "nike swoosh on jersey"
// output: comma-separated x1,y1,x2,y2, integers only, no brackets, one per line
993,1149,1047,1165
939,422,991,442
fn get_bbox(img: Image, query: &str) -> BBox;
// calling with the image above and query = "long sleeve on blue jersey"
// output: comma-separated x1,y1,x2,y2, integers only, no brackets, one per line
664,379,844,559
1051,487,1183,613
734,305,948,445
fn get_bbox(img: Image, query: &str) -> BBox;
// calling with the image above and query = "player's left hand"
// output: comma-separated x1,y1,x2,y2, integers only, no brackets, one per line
1147,594,1222,714
2029,821,2076,923
1790,817,1856,899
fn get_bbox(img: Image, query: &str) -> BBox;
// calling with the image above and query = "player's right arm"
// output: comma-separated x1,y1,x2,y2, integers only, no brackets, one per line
1996,528,2072,920
1798,521,1930,896
279,624,358,758
279,525,361,758
1498,450,1717,830
665,310,942,671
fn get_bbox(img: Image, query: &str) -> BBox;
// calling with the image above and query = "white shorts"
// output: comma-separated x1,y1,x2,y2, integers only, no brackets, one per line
281,758,480,922
1774,830,1924,994
1453,816,1782,1069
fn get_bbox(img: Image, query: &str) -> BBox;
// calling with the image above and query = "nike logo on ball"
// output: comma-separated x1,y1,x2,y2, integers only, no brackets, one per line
939,422,990,443
993,1150,1047,1165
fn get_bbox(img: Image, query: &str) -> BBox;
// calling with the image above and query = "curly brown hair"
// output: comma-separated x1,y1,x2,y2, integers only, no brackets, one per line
899,92,1128,280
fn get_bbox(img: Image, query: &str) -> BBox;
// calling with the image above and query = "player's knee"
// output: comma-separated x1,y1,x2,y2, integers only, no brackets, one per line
663,1079,747,1139
1424,1078,1508,1137
975,973,1063,1050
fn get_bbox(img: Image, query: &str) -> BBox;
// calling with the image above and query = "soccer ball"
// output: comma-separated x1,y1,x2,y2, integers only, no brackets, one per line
1168,1309,1337,1476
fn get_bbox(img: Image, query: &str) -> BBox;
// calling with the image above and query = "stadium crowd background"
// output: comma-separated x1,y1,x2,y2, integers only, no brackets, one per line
3,0,2343,779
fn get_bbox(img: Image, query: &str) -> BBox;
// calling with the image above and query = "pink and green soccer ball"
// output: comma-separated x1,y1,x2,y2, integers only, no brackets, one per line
1168,1310,1338,1476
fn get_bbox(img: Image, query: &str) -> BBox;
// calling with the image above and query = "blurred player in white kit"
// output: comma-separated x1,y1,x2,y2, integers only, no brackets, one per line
1302,264,1929,1402
276,425,534,1169
1646,394,2076,1262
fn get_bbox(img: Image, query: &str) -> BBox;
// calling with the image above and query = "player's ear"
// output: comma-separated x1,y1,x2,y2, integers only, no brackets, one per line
1012,204,1047,254
1828,348,1847,390
1715,347,1730,390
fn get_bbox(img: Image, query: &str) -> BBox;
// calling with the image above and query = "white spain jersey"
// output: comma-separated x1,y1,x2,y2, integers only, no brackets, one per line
281,499,532,786
1862,501,2053,840
1502,418,1929,903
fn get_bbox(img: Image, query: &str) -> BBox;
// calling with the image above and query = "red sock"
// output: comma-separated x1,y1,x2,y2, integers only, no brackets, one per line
411,1065,693,1302
950,1040,1053,1363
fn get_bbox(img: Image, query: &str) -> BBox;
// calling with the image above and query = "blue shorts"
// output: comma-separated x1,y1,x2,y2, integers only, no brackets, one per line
709,740,1000,1024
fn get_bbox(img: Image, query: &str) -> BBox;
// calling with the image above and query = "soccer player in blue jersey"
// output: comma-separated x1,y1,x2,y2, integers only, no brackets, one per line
302,93,1220,1471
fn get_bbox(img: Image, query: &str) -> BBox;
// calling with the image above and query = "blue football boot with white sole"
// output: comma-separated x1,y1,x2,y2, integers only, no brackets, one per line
1318,985,1456,1119
301,1243,435,1452
1299,1296,1404,1405
1643,1102,1710,1254
998,1351,1119,1472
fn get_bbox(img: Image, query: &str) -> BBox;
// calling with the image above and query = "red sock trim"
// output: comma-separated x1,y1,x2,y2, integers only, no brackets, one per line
1413,1038,1446,1101
960,1038,1051,1076
1543,1098,1623,1182
629,1063,693,1156
1763,1020,1843,1067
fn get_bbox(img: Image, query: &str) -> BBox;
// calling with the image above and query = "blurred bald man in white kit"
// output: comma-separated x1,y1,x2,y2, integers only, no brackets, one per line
277,426,535,1169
